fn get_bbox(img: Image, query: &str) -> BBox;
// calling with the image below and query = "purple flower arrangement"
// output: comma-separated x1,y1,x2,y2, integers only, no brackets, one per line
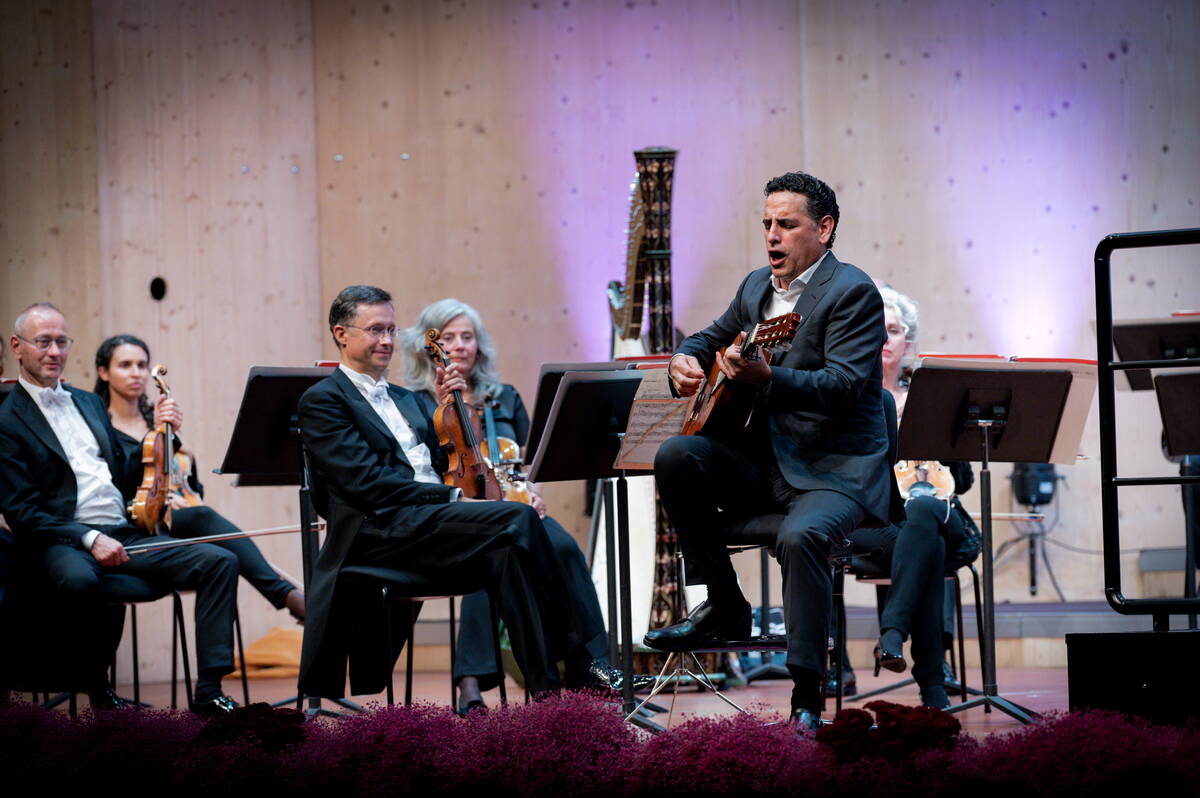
1,693,1197,796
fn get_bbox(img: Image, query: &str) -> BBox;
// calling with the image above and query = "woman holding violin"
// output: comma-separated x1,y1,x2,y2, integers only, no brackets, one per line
403,299,633,713
844,287,980,708
94,335,304,620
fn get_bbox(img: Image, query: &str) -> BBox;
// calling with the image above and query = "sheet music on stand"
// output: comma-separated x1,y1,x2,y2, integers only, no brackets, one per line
613,368,691,470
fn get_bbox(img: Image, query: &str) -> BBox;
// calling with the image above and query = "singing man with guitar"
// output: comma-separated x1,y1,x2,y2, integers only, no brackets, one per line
0,303,240,713
644,172,904,730
295,285,584,699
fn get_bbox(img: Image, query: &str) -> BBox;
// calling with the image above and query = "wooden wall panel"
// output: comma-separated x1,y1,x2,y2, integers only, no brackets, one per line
798,0,1200,609
0,0,101,382
90,0,320,680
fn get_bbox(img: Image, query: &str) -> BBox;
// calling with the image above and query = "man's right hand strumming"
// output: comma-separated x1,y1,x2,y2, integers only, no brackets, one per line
669,354,705,397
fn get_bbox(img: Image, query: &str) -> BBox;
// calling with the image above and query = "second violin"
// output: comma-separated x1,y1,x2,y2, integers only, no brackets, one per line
424,329,504,500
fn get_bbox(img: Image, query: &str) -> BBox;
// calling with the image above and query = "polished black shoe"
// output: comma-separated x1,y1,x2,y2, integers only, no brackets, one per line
789,708,822,734
823,669,857,698
642,599,752,652
87,687,133,711
585,661,656,693
190,695,238,717
873,643,906,676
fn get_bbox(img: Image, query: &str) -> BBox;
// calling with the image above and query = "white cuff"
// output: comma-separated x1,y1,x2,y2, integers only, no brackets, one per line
81,529,101,551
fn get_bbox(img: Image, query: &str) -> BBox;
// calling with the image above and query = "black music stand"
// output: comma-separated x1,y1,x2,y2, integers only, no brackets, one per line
525,369,659,727
899,363,1076,724
215,365,358,717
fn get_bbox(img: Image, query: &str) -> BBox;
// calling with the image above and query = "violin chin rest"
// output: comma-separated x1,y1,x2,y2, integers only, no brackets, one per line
907,481,937,499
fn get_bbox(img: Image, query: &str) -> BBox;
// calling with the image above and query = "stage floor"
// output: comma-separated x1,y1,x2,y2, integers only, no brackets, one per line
93,667,1069,738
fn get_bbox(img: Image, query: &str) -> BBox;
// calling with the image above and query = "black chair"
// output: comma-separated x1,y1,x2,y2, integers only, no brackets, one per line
337,565,506,708
102,574,251,709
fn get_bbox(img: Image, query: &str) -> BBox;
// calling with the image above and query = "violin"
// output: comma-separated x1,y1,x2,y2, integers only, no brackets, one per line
128,365,202,533
424,330,504,500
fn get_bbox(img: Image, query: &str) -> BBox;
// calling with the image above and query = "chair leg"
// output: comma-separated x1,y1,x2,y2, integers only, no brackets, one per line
171,599,179,709
448,596,457,710
173,592,194,707
489,595,507,706
968,564,990,714
383,587,394,707
131,604,141,707
832,565,847,715
953,573,968,702
234,607,250,706
405,603,415,706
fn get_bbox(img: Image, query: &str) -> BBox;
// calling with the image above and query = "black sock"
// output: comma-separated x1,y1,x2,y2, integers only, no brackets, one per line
787,666,822,714
880,627,905,652
194,670,226,703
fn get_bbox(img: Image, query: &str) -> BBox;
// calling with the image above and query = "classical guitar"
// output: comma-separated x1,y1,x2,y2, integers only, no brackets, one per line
680,312,803,438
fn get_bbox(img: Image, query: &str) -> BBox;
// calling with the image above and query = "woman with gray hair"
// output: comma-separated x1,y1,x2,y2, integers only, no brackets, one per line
402,298,644,712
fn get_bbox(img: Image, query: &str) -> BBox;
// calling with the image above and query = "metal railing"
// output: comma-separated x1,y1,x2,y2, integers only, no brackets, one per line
1094,228,1200,629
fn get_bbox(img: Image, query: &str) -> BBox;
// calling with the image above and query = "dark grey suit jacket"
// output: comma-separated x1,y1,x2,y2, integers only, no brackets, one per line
296,367,457,697
678,253,904,526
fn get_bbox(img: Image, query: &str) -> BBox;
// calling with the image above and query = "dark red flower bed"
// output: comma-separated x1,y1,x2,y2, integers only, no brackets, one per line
1,693,1197,796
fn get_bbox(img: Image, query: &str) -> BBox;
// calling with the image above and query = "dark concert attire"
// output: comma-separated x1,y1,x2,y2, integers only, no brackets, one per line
296,366,582,698
848,460,980,688
650,253,904,700
0,380,237,698
415,386,608,690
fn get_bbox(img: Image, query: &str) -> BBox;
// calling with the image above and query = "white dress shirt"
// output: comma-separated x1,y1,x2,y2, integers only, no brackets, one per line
18,375,127,550
765,250,826,320
338,365,446,489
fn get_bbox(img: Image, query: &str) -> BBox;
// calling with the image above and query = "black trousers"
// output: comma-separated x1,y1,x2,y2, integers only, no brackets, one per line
347,500,583,695
655,435,865,677
171,506,295,609
40,524,238,692
849,495,972,687
452,514,608,690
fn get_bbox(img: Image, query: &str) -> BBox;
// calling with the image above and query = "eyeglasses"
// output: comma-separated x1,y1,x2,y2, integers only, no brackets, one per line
16,334,74,352
346,325,397,340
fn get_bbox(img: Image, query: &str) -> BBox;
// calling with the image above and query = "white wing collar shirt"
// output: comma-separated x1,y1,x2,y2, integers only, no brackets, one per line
17,375,128,550
338,364,443,487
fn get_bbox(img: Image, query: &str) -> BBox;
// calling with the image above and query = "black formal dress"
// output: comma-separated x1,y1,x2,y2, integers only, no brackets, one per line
653,254,904,680
112,429,296,609
0,384,238,695
296,368,585,698
415,386,608,690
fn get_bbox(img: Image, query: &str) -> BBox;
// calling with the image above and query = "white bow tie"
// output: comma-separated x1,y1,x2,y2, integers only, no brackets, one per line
40,387,72,409
367,383,390,404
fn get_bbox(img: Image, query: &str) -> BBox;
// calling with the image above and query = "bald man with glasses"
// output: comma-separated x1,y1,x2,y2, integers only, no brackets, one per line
0,302,240,713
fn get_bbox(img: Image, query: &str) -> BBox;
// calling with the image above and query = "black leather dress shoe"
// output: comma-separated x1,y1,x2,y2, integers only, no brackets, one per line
789,708,822,734
823,669,857,698
585,661,656,693
642,599,752,652
873,643,906,676
87,687,133,711
190,695,238,717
